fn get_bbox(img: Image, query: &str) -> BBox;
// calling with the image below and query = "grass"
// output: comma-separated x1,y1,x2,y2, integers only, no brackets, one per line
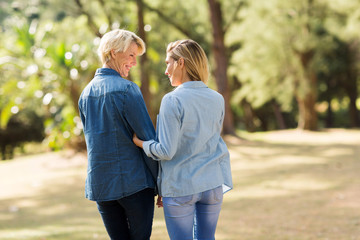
0,129,360,239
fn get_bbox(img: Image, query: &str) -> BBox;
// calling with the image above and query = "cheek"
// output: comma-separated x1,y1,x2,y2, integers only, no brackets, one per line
117,58,125,66
169,64,175,74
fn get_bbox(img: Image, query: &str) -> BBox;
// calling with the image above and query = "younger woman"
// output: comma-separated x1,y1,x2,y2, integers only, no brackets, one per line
133,39,232,240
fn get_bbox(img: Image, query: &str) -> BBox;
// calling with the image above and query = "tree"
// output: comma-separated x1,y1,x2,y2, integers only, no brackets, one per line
316,35,360,128
323,0,360,128
136,0,153,120
231,0,358,131
2,0,360,157
291,0,318,130
144,0,244,134
207,0,235,134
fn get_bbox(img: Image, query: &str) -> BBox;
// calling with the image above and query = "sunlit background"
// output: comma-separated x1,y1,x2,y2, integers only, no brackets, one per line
0,0,360,239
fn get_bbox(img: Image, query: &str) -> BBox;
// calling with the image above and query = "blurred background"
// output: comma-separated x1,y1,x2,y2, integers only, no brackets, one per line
1,1,360,239
0,0,360,158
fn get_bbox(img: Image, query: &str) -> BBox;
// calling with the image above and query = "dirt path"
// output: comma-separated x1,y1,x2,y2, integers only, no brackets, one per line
0,129,359,240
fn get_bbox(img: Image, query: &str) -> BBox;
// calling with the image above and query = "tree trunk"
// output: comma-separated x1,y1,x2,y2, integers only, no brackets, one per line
296,50,318,131
293,0,318,131
136,0,153,121
207,0,235,135
325,96,333,128
347,85,359,128
241,99,256,132
344,77,360,128
344,42,360,128
296,91,317,130
296,75,318,130
272,100,286,129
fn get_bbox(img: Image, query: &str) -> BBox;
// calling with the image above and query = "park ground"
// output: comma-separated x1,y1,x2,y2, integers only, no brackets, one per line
0,129,360,240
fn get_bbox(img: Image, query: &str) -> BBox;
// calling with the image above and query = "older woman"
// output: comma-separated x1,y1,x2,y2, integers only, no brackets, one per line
78,29,158,240
133,39,233,240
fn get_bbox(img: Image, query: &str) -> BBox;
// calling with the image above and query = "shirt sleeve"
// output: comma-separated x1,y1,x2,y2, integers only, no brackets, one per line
124,83,158,181
143,94,182,161
78,97,86,130
220,95,225,126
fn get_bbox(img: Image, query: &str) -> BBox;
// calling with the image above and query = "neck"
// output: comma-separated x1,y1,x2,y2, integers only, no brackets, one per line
180,71,191,84
103,61,121,76
103,62,113,70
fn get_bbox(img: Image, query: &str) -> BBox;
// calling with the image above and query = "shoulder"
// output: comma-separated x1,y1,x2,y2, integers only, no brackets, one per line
207,88,224,103
160,91,183,115
125,80,141,93
111,75,137,91
207,87,223,98
79,80,94,99
105,76,141,96
122,81,145,103
162,91,181,106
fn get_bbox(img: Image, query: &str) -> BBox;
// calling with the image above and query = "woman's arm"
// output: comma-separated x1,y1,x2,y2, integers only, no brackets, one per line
123,83,158,180
136,94,182,161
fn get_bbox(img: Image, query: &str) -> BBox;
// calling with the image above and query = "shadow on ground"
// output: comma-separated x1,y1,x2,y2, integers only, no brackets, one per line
1,130,360,240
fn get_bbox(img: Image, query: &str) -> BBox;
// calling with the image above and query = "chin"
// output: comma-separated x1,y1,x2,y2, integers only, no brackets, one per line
170,79,177,86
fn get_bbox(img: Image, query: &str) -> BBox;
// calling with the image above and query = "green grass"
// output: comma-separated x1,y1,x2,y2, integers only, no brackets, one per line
1,129,360,239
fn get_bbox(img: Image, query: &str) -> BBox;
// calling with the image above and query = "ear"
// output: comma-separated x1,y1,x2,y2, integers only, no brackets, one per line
110,49,116,59
178,58,185,68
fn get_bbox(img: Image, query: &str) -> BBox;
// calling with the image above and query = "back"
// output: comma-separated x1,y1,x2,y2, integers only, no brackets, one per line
143,81,233,197
78,68,157,201
167,84,225,163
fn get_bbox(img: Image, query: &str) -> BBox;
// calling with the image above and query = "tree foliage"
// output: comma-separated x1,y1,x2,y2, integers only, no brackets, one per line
231,0,360,130
0,0,359,154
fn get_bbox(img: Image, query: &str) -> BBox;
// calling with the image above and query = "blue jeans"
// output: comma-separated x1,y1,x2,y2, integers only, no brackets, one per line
162,186,223,240
96,188,155,240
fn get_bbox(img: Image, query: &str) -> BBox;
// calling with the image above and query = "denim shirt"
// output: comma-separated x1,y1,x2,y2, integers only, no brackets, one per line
78,68,158,201
143,81,233,197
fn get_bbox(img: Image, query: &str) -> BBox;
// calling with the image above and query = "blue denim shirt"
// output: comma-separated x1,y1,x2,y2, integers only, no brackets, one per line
143,81,233,197
78,68,158,201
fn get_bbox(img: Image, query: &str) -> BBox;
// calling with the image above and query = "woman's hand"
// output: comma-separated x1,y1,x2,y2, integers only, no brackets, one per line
133,134,144,148
156,196,163,208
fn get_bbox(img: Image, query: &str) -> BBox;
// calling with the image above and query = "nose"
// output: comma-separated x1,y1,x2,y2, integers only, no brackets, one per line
132,58,137,67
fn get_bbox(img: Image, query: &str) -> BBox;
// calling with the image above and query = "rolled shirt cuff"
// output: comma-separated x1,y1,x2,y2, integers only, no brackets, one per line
143,140,157,160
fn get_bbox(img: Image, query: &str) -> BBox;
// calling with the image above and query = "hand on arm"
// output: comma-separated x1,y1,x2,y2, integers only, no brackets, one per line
133,134,144,148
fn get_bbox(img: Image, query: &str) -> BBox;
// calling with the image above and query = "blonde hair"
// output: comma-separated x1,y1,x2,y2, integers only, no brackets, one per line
97,29,145,64
166,39,209,83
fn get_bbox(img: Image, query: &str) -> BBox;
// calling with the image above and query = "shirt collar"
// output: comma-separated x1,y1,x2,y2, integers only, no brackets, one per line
95,68,121,77
177,81,208,89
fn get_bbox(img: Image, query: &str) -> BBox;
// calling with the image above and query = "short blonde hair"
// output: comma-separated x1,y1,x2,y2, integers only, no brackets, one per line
166,39,209,83
97,29,146,64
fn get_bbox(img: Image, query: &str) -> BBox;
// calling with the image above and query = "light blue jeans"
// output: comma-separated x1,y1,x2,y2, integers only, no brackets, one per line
162,186,223,240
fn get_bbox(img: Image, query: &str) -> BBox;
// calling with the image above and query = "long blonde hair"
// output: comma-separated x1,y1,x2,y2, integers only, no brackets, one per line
166,39,209,84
